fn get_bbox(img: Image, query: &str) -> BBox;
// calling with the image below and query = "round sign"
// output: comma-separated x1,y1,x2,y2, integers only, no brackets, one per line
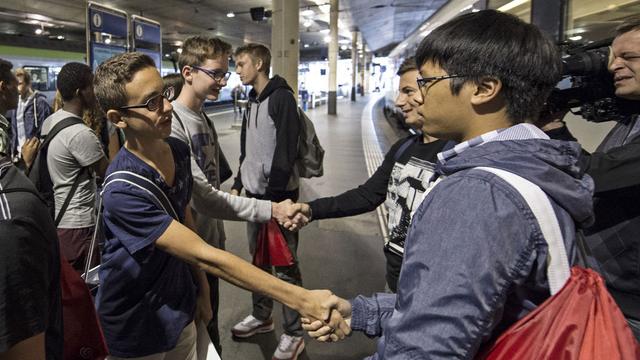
135,24,144,38
92,13,102,28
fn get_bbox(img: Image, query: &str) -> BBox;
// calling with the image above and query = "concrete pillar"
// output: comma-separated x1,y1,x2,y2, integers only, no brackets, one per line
364,49,371,95
328,0,338,115
351,30,358,102
359,41,365,96
271,0,300,98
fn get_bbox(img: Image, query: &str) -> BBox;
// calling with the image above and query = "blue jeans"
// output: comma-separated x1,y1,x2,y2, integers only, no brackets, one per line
628,318,640,341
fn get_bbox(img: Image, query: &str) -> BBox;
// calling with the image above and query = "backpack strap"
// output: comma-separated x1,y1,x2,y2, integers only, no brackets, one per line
475,167,571,295
102,170,179,220
394,135,421,162
0,186,45,202
40,117,91,227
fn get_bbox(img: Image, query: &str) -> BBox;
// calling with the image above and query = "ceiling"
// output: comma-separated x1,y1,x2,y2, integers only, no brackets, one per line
0,0,449,61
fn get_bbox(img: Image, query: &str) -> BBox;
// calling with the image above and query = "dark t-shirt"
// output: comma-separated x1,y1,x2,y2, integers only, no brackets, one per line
308,136,446,291
0,159,63,359
96,137,196,357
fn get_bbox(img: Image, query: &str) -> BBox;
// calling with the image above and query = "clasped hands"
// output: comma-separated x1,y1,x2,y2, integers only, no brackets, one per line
301,291,353,343
271,200,311,231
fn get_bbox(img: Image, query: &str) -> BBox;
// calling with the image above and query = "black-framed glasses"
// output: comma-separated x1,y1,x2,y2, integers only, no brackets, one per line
192,65,231,82
119,86,176,112
416,74,466,89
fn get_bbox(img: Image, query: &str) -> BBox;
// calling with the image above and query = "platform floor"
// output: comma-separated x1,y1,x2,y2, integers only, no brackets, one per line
209,96,390,360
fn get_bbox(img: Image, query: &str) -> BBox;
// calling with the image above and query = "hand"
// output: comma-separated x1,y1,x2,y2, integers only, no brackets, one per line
272,200,310,231
21,137,40,170
302,295,352,342
230,189,239,196
195,293,213,324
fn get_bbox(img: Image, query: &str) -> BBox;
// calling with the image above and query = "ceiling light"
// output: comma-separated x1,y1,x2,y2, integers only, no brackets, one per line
569,35,582,41
57,35,65,40
227,12,235,18
35,28,43,35
303,19,313,27
497,0,529,12
177,48,183,54
340,44,348,50
301,9,314,17
104,37,112,44
324,36,331,43
320,29,330,34
304,43,310,48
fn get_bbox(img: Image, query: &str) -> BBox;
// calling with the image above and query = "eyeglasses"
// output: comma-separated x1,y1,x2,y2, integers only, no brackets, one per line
192,65,231,82
119,86,175,112
416,74,466,89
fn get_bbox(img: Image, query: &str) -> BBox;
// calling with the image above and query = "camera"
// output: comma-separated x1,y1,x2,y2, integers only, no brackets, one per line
544,38,639,123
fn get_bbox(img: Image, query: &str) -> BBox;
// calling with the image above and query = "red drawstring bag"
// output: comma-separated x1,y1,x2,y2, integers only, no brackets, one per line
60,253,109,359
475,167,640,360
253,219,295,267
478,267,640,360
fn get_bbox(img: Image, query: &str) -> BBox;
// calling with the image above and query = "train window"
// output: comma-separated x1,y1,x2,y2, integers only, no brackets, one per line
22,66,49,92
565,0,640,43
488,0,532,23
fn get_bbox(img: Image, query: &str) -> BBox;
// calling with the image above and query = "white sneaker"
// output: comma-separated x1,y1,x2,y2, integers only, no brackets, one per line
231,314,274,338
272,334,305,360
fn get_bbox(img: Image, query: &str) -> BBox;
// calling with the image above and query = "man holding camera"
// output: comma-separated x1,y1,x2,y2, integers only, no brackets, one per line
574,17,640,340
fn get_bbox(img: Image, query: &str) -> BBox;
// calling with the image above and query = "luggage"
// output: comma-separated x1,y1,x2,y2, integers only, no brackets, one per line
475,167,640,360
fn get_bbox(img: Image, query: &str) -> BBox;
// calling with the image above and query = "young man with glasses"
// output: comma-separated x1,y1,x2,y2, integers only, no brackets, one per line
170,36,306,354
303,10,595,358
230,43,305,360
93,52,341,360
39,62,109,272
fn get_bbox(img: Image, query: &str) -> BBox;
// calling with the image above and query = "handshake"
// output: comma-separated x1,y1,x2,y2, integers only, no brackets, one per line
271,199,312,231
298,290,354,343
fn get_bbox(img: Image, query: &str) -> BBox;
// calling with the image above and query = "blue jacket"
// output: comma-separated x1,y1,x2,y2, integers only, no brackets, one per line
350,124,595,359
10,92,52,156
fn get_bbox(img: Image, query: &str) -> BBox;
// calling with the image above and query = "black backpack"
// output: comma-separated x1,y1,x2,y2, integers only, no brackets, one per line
27,117,88,226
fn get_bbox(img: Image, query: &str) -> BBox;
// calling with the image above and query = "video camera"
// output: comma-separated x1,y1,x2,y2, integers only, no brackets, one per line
545,38,639,123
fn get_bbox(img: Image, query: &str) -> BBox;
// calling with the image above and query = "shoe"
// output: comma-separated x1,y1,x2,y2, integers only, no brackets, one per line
272,334,305,360
231,315,274,338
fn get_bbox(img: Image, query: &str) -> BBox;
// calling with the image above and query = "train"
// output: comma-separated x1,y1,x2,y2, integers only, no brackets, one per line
0,44,240,107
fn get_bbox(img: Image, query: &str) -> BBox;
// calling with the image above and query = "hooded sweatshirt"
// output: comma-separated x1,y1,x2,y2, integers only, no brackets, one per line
232,75,300,201
11,91,51,157
350,124,594,359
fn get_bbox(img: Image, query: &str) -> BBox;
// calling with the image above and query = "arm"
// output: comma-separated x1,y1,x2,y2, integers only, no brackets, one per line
307,139,403,220
580,136,640,193
155,217,335,320
231,110,248,193
265,90,300,200
184,207,212,324
0,333,45,360
376,176,535,359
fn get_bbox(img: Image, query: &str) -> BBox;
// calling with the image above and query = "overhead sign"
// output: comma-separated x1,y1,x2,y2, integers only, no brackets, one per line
87,2,128,70
131,15,162,70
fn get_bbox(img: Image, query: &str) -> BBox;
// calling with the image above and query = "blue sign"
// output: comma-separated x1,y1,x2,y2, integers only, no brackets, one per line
136,48,161,69
89,7,127,38
133,20,161,44
90,43,127,70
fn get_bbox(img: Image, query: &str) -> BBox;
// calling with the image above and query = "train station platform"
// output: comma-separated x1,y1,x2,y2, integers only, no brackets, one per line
210,96,393,359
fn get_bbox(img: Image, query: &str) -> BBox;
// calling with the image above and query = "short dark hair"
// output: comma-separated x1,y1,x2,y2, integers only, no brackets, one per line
0,58,13,83
415,9,561,124
616,16,640,36
94,52,156,112
397,57,418,76
234,43,271,75
178,36,232,71
57,62,93,101
162,73,184,98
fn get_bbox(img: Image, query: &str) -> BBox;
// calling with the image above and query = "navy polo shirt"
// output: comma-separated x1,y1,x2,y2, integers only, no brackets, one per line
96,137,197,358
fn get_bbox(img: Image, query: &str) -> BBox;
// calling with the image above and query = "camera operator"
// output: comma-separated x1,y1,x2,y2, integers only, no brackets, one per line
548,17,640,340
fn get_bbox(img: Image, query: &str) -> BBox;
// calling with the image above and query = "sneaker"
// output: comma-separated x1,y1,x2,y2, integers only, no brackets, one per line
272,334,305,360
231,315,274,338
